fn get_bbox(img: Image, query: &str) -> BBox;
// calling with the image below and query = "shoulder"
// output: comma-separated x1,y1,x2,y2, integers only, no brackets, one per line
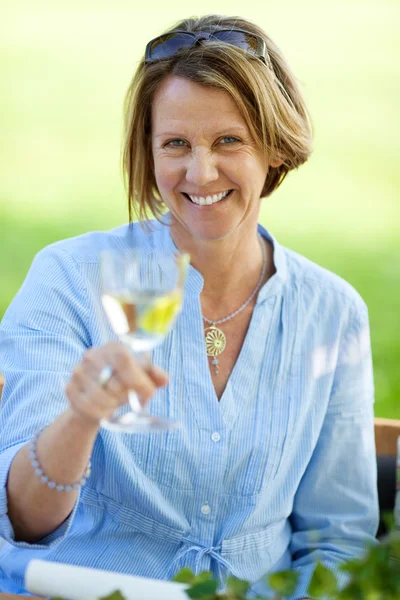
276,245,372,382
272,242,370,357
282,245,368,321
1,219,167,332
7,219,165,308
37,219,163,262
32,219,166,267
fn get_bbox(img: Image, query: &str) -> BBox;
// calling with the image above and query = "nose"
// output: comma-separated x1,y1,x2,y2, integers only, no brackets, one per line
185,148,218,187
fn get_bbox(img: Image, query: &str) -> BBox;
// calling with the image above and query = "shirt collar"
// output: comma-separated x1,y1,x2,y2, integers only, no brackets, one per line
158,215,204,295
256,223,287,303
157,213,287,299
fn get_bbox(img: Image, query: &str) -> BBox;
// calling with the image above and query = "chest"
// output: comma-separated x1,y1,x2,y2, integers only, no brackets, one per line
97,286,329,498
203,305,254,400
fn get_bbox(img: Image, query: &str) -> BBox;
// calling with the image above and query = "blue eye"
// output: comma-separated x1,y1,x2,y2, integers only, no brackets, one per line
220,136,239,144
167,139,187,147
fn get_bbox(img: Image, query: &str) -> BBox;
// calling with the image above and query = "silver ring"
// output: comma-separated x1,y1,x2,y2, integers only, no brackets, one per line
98,365,113,389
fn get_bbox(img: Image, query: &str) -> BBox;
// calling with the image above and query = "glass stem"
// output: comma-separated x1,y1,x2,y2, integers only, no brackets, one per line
128,390,146,415
128,349,151,416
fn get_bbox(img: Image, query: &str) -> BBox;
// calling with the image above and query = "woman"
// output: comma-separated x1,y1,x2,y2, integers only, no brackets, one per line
0,14,378,599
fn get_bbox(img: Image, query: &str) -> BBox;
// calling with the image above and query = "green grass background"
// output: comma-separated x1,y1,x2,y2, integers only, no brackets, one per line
1,0,399,417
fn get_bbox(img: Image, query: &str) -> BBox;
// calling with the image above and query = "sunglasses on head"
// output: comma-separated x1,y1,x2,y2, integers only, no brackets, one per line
145,28,272,69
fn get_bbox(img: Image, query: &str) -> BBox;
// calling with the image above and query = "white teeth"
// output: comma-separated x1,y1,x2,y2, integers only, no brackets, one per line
187,190,230,205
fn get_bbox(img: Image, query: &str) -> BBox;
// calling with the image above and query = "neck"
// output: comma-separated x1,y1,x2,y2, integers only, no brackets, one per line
170,226,274,319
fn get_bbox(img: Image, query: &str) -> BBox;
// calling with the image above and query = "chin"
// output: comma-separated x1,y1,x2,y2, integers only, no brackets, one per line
190,227,237,243
170,210,243,243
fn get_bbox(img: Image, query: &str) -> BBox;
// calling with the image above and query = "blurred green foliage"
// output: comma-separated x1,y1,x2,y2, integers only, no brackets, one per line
1,1,399,416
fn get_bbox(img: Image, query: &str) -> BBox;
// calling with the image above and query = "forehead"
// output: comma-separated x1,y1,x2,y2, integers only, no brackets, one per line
151,75,248,135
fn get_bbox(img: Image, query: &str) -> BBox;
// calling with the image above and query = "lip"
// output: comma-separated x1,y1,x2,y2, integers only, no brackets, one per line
181,190,233,206
182,190,231,197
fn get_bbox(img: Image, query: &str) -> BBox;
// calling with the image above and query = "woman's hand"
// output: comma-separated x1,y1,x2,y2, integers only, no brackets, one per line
65,341,169,426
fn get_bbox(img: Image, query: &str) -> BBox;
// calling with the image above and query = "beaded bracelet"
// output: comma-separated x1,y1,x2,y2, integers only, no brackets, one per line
28,431,91,493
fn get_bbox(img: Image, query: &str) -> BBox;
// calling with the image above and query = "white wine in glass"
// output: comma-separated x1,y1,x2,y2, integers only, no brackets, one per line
100,249,189,433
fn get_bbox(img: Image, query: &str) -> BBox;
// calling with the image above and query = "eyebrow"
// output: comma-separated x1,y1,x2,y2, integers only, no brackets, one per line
154,127,248,139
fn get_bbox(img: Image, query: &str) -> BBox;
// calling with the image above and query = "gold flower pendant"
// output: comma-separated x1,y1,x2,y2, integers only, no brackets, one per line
204,324,226,375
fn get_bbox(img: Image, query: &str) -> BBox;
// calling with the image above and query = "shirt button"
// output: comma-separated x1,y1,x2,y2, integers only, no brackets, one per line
211,432,221,443
201,503,211,515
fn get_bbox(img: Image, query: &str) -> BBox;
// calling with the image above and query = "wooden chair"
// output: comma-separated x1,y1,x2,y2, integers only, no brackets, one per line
374,417,400,537
374,418,400,457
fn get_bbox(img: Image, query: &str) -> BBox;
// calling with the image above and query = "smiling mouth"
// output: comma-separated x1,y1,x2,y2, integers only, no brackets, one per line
182,190,233,206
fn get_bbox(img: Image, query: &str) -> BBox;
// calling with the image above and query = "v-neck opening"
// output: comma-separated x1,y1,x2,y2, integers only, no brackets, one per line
209,307,260,407
165,219,286,431
177,289,281,433
203,230,282,409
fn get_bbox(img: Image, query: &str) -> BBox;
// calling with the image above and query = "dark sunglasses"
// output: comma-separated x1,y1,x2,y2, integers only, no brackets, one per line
145,28,272,68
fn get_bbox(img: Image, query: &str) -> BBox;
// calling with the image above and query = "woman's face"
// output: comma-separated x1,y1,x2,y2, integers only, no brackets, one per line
151,75,271,244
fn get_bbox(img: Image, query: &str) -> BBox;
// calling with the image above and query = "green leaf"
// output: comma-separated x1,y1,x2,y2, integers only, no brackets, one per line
364,591,382,600
186,579,219,599
173,567,196,583
308,561,338,598
268,569,299,596
193,570,214,584
386,532,400,560
381,511,396,533
226,575,250,596
336,581,363,600
99,591,126,600
338,559,362,574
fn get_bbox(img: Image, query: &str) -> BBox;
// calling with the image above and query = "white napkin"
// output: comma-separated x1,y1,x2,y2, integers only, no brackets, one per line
25,559,188,600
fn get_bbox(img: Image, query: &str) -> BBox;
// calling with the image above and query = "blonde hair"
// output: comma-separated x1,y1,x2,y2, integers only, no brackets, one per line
123,14,313,223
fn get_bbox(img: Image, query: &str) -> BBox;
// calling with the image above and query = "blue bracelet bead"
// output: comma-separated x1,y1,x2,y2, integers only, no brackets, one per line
29,429,91,493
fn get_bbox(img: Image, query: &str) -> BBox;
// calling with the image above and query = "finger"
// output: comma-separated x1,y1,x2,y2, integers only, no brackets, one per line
105,374,125,398
147,364,169,388
69,362,128,409
105,346,158,402
66,378,123,424
71,364,93,393
78,344,129,396
81,343,123,379
81,348,105,377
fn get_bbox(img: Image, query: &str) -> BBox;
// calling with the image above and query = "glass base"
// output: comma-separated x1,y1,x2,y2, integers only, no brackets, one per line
100,411,180,433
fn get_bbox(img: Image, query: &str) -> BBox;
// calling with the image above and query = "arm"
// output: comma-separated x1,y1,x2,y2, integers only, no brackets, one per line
288,300,379,599
6,409,99,543
0,246,167,545
0,246,90,546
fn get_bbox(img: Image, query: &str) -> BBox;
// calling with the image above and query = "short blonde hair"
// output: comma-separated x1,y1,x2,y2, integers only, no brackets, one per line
123,14,313,223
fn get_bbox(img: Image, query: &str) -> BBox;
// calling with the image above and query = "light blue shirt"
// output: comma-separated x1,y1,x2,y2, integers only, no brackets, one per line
0,216,378,598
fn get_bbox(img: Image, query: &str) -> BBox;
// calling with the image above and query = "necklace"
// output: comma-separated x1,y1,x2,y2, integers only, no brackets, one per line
203,235,267,375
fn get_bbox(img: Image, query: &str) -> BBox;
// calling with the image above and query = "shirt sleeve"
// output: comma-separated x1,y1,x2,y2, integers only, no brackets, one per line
288,299,379,600
0,245,91,547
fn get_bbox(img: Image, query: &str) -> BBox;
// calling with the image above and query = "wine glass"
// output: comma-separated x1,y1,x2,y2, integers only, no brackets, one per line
100,248,189,433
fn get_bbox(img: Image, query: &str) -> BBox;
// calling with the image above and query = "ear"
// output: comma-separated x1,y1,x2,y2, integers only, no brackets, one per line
269,158,284,168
